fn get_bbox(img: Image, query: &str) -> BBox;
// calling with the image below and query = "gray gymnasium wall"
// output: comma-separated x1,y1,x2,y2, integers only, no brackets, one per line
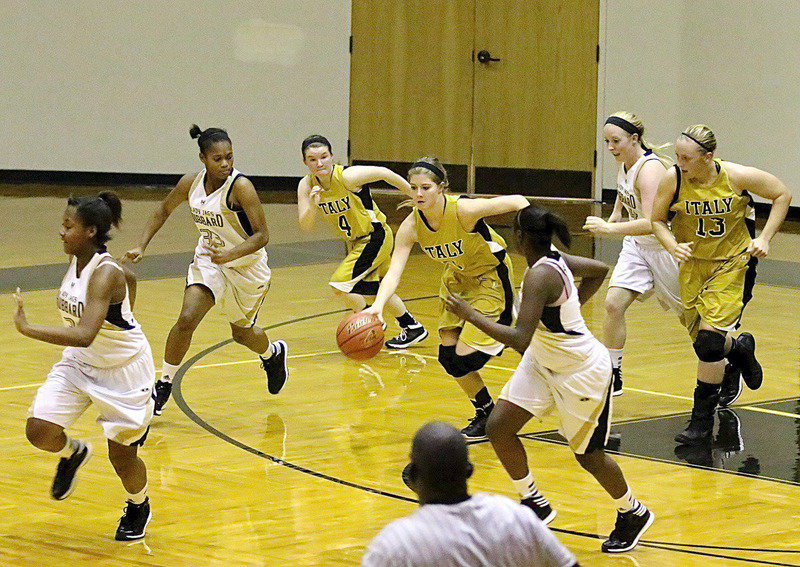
598,1,800,204
1,1,350,177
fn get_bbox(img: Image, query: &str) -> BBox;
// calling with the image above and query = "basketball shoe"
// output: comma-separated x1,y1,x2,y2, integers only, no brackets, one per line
115,497,152,541
385,324,428,349
261,340,289,394
50,441,92,500
152,380,172,416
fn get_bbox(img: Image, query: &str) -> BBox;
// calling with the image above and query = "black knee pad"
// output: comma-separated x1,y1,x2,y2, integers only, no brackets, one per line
693,330,726,362
438,345,492,377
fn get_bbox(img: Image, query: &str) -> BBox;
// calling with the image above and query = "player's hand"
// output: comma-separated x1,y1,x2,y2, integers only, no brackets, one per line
361,305,385,325
12,287,28,332
309,185,324,205
120,247,144,264
671,242,693,264
208,244,233,265
583,216,612,234
443,293,474,320
747,236,769,258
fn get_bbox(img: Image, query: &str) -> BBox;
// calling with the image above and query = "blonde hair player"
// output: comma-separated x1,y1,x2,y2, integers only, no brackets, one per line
651,124,791,444
444,205,653,553
298,135,427,349
122,125,288,416
13,193,154,540
584,112,683,396
364,158,528,440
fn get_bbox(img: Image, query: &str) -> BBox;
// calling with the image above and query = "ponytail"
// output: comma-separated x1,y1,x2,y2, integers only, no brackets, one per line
190,124,231,153
515,205,571,250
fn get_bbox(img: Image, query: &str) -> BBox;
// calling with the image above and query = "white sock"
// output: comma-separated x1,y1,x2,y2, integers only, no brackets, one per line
260,341,275,360
126,483,148,505
58,436,80,457
160,362,181,384
609,348,624,369
613,488,645,514
511,472,539,499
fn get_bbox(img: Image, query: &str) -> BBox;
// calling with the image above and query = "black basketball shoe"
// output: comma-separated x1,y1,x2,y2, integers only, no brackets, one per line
601,507,654,553
718,363,743,408
50,441,92,500
261,340,289,395
152,380,172,416
385,324,429,349
729,333,762,390
521,493,557,525
115,497,152,541
612,367,623,397
461,409,490,441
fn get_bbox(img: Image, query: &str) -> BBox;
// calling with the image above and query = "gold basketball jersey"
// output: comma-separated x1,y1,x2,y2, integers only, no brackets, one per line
414,194,509,277
670,160,752,260
309,164,388,242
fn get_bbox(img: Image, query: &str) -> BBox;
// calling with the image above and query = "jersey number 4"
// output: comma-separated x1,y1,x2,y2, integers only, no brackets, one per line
338,214,352,238
696,217,726,237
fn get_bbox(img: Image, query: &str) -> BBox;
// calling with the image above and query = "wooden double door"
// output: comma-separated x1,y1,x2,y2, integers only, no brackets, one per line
350,0,599,197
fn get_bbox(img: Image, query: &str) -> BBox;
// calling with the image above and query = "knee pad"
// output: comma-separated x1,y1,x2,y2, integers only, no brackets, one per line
438,345,492,377
693,330,726,362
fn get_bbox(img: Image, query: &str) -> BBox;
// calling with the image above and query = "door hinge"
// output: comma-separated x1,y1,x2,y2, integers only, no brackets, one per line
596,44,600,63
349,36,353,53
593,149,597,168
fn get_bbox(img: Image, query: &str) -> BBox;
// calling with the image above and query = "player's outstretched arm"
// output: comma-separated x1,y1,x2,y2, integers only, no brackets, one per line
444,265,561,355
12,265,121,347
121,173,194,263
457,195,529,230
363,216,416,322
343,165,413,197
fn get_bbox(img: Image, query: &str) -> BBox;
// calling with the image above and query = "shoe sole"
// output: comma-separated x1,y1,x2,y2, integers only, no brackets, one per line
602,511,655,553
52,443,93,501
461,433,488,442
540,508,557,525
612,389,623,397
115,510,152,541
385,329,429,350
267,341,289,395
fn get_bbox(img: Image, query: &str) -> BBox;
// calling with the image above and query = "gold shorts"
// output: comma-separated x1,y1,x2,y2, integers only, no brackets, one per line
438,259,514,355
680,251,750,339
329,224,393,296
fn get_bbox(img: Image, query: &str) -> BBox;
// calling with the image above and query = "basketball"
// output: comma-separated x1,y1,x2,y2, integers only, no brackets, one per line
336,312,385,360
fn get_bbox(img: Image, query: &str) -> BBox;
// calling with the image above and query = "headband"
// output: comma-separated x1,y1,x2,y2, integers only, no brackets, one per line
605,116,642,136
410,161,446,180
681,132,713,152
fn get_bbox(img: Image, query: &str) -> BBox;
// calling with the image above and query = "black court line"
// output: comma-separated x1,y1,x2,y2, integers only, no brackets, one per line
172,302,800,565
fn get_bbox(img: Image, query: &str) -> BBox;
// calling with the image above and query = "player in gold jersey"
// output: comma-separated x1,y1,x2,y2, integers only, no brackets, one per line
298,136,427,348
651,124,791,444
365,157,528,440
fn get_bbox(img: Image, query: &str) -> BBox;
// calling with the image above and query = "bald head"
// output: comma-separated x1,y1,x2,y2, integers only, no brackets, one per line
411,421,472,491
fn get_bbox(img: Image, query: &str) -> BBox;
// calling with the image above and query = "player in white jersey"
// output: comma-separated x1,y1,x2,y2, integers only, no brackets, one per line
13,193,154,540
583,112,683,397
123,125,288,415
445,206,653,553
363,421,578,567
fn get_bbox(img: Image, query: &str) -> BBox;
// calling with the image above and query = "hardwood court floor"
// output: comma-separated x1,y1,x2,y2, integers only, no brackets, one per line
2,190,800,566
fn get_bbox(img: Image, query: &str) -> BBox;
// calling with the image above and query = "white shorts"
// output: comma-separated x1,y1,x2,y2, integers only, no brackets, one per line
499,342,613,454
609,236,683,314
29,344,155,446
187,252,271,327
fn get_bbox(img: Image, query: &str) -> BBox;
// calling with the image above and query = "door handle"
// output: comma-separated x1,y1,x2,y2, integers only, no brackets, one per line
476,50,500,63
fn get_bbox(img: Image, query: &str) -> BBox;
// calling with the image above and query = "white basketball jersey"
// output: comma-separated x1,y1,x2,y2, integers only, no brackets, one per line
188,169,267,268
616,152,667,249
59,251,148,368
527,252,600,371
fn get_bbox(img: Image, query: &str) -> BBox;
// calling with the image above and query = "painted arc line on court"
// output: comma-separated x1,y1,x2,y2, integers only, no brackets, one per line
171,306,800,563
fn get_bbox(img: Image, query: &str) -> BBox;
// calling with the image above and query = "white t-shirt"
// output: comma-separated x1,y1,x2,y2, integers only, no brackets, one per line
362,493,576,567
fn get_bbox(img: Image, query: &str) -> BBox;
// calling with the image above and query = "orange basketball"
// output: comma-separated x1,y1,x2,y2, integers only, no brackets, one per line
336,312,385,360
